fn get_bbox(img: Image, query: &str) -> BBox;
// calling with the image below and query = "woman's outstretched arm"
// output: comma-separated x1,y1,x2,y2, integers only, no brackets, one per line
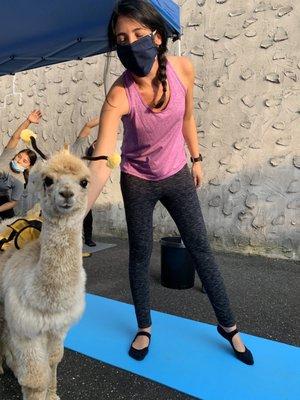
86,79,129,213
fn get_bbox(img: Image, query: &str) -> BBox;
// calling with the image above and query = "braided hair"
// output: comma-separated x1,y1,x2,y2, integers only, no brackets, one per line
108,0,169,109
155,41,168,109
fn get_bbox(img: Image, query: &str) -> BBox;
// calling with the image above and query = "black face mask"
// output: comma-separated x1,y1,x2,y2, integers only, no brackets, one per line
117,32,158,77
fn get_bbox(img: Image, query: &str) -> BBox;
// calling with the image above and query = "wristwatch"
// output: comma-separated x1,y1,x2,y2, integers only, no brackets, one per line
190,154,203,163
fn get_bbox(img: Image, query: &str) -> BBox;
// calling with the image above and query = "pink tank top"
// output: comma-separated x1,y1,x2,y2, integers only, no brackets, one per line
121,60,187,180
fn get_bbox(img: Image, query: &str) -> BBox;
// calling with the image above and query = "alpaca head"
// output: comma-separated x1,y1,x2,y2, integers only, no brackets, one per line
29,149,90,220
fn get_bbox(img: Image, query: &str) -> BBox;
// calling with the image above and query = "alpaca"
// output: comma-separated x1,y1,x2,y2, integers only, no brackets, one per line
0,149,90,400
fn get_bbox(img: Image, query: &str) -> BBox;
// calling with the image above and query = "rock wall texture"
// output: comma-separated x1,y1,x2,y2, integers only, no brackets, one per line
0,0,299,259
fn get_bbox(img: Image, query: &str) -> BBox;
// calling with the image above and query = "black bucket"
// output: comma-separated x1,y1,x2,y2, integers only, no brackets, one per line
160,237,195,290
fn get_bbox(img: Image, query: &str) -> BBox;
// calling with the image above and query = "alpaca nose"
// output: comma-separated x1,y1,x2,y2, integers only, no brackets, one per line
59,189,74,199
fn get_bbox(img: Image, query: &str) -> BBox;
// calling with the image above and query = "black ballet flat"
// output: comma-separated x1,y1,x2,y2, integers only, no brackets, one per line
84,239,96,247
129,331,151,361
217,325,254,365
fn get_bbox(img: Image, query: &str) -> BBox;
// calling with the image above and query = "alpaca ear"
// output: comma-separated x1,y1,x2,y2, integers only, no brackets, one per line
63,143,70,152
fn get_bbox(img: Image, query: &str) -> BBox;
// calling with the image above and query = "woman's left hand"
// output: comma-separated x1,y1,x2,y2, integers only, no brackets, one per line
191,162,202,188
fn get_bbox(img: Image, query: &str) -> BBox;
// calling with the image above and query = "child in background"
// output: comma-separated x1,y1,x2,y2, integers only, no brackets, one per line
0,110,41,220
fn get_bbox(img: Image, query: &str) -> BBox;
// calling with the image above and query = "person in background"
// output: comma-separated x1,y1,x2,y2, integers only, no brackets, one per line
71,117,100,246
0,110,40,220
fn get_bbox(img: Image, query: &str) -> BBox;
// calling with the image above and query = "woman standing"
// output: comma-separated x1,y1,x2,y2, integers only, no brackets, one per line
0,110,40,219
87,0,253,365
71,117,100,246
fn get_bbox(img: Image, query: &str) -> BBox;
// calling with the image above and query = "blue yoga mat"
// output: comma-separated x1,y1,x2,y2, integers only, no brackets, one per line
65,294,300,400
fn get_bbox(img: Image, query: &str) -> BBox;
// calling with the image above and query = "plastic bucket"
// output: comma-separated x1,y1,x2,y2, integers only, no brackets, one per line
160,237,195,289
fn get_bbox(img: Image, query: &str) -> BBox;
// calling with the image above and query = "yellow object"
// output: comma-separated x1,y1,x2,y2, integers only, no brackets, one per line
20,129,37,143
82,252,92,258
15,226,41,249
0,225,16,250
107,153,121,169
0,216,42,251
1,242,10,251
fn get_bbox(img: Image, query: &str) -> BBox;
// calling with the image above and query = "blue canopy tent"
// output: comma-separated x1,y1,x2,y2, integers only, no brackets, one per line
0,0,180,77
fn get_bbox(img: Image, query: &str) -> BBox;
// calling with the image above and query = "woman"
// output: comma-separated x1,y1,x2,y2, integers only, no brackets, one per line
71,117,100,246
87,0,253,365
0,110,40,219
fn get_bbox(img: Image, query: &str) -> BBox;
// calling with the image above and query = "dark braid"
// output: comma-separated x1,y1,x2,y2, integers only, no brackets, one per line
154,46,168,109
23,169,29,188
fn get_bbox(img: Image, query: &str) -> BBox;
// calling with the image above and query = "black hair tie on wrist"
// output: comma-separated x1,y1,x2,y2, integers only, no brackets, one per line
82,153,121,169
82,155,108,161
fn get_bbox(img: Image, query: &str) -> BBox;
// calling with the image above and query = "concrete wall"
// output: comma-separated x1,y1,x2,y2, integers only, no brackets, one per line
0,0,299,259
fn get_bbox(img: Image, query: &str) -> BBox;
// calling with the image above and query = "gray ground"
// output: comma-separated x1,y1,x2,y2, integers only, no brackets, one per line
1,237,299,399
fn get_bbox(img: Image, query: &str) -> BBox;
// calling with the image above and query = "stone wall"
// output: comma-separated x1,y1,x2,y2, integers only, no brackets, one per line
0,0,299,259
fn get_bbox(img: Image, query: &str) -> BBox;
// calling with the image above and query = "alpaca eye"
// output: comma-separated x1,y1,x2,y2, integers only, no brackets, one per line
80,179,88,188
44,176,54,187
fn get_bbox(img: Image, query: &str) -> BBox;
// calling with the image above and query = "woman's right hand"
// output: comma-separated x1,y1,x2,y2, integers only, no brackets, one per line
86,77,128,214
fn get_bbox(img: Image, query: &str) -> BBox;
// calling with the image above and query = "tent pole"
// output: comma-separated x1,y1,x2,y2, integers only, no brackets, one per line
177,0,181,56
176,0,182,57
177,38,181,56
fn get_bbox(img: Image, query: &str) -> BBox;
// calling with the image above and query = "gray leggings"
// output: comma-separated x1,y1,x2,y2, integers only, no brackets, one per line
120,165,236,329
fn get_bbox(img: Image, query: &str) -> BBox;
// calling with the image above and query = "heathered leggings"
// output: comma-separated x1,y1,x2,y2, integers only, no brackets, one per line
120,164,236,329
83,209,93,241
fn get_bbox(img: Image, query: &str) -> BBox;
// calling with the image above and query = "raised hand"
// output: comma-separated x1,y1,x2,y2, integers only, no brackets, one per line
27,110,42,124
86,117,100,129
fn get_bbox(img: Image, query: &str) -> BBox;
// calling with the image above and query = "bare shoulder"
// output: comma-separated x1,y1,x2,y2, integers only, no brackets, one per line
110,75,125,93
167,55,195,88
180,56,195,75
106,76,126,102
103,75,129,116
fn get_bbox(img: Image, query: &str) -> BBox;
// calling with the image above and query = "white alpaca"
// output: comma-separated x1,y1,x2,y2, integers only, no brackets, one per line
0,149,90,400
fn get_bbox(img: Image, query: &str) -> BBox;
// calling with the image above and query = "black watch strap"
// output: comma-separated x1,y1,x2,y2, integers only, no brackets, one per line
190,154,203,163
